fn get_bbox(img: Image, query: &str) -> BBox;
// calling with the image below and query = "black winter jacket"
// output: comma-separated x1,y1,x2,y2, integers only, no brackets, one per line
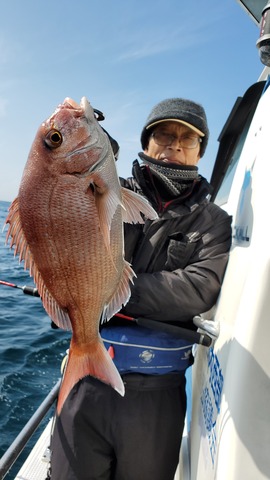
119,160,232,327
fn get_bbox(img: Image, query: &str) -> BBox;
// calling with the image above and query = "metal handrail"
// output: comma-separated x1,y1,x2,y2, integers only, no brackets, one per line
0,378,61,479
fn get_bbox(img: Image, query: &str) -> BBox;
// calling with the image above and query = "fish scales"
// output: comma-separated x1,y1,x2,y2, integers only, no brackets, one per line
5,96,157,413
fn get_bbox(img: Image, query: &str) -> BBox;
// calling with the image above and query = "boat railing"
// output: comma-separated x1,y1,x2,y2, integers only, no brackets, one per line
0,378,61,479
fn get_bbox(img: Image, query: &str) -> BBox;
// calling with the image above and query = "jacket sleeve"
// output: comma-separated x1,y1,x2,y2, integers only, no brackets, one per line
123,209,232,323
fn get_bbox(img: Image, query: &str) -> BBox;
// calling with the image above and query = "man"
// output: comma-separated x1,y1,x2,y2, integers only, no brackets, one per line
50,98,232,480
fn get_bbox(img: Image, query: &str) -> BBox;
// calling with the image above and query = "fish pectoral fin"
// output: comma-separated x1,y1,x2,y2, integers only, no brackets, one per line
90,174,123,251
57,337,125,414
121,187,158,224
89,172,108,196
102,260,135,323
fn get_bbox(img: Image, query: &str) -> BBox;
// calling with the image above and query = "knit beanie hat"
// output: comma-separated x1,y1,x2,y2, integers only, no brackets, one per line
141,98,209,157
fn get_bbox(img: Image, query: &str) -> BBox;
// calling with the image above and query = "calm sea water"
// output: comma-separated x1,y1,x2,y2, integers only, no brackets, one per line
0,200,71,479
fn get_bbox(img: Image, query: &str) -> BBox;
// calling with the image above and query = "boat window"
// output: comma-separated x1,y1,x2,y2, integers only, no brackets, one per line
210,82,265,205
214,111,254,206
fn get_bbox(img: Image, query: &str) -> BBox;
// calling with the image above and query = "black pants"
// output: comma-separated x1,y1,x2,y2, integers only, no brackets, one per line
50,373,187,480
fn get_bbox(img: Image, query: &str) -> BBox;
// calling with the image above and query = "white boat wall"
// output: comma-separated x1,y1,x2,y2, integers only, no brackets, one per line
178,1,270,478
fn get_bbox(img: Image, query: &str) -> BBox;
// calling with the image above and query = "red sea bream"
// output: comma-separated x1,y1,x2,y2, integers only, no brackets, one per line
5,97,157,413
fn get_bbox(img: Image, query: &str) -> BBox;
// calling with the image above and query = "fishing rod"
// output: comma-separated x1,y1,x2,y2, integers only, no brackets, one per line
0,280,212,345
115,313,212,347
0,280,40,297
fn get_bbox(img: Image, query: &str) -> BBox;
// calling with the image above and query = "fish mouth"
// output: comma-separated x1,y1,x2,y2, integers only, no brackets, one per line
49,96,109,173
80,97,93,118
59,97,98,159
61,96,94,121
63,97,81,109
52,97,94,129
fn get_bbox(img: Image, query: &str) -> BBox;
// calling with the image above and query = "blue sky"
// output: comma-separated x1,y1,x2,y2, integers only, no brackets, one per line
0,0,264,202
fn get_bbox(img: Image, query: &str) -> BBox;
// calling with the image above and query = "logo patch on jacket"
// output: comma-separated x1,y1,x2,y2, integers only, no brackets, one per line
139,349,155,363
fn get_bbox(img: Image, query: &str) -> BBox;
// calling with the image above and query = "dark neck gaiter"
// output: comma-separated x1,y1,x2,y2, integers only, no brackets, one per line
138,152,199,198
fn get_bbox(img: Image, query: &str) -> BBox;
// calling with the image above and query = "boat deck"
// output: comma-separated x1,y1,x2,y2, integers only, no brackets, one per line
14,419,53,480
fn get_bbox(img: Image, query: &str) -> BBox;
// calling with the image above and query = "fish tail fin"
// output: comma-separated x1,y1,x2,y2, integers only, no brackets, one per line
57,337,124,414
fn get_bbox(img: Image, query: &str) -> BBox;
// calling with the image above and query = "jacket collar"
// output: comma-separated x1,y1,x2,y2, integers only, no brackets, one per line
132,157,212,214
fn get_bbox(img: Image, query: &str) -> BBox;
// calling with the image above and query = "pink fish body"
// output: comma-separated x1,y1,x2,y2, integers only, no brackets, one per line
5,97,157,413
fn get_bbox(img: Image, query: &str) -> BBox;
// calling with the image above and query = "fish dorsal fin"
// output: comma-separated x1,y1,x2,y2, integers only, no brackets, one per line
101,260,135,323
121,187,158,224
5,198,72,331
5,198,34,267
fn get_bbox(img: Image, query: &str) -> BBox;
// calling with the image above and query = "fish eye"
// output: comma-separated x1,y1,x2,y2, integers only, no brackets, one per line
45,129,63,149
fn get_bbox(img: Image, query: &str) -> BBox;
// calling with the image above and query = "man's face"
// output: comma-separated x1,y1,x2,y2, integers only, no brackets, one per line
144,121,202,167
